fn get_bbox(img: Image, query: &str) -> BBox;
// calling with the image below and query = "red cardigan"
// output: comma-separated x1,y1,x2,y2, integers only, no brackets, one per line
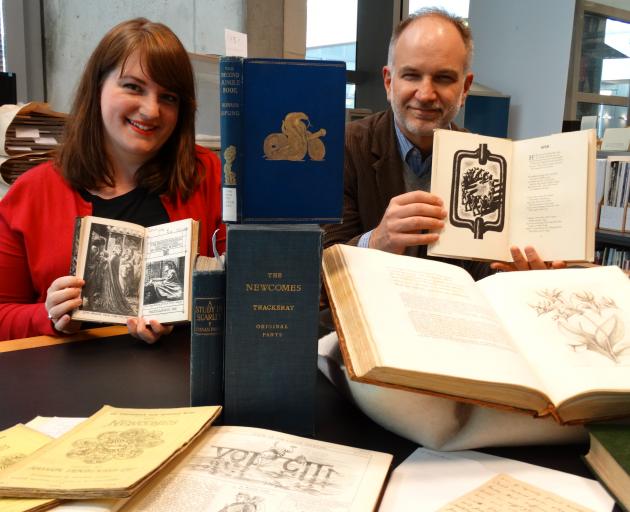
0,146,225,340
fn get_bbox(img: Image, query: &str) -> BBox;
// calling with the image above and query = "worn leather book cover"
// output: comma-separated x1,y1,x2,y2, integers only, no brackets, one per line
223,225,323,437
219,57,346,224
189,256,226,413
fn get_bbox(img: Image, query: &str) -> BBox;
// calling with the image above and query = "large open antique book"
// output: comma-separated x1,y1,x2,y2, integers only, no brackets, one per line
322,244,630,424
428,129,597,263
70,216,199,325
119,425,391,512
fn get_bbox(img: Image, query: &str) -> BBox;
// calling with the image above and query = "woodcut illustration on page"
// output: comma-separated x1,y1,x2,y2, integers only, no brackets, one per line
450,143,507,240
120,426,391,512
80,221,143,317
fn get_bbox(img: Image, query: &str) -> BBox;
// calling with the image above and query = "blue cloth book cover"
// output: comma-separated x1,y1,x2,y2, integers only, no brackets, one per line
220,57,346,223
223,224,322,436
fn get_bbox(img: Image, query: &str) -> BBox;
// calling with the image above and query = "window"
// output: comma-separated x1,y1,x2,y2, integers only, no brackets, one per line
406,0,468,17
305,0,357,108
567,5,630,138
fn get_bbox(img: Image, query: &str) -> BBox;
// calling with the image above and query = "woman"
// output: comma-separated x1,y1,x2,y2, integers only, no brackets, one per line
0,18,225,342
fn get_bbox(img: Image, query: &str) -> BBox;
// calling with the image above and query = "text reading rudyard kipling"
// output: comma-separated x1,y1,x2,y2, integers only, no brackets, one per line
247,272,302,339
220,63,241,117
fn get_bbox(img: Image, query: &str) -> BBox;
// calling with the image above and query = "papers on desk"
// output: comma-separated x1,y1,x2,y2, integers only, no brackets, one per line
379,448,614,512
26,416,86,438
0,102,66,193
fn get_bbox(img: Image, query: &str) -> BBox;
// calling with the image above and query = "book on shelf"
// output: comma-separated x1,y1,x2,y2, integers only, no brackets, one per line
596,245,630,271
599,156,630,232
0,102,66,195
223,224,323,437
219,56,346,223
428,129,597,263
0,406,221,500
70,216,199,325
190,254,225,412
584,423,630,512
322,243,630,424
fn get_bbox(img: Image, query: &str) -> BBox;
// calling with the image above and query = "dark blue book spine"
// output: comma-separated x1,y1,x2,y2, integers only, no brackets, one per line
190,269,226,416
224,225,323,437
219,56,244,223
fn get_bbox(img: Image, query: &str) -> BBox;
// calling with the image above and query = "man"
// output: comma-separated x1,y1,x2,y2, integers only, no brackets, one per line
323,8,563,276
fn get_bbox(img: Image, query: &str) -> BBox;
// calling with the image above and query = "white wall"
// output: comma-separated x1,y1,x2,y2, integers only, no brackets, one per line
468,0,576,139
43,0,245,112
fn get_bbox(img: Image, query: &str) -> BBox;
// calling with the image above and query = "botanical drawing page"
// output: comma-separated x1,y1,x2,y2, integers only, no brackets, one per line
429,130,513,262
476,265,630,405
509,130,590,262
119,426,392,512
342,246,542,390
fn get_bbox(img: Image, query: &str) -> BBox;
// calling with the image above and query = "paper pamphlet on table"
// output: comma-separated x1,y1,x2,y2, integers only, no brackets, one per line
0,424,59,512
117,425,391,512
0,406,220,499
23,418,128,512
378,448,614,512
317,331,586,451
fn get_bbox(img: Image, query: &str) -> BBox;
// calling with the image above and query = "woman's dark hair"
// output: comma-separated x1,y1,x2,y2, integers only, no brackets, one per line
57,18,199,201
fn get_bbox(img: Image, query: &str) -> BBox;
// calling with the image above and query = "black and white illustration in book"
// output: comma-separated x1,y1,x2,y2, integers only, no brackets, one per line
450,143,507,239
143,257,185,306
80,223,142,316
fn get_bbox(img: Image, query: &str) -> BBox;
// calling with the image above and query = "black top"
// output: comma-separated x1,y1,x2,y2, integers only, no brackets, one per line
79,187,169,227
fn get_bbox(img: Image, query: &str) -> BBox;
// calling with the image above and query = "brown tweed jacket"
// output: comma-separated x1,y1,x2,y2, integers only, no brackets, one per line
322,108,492,280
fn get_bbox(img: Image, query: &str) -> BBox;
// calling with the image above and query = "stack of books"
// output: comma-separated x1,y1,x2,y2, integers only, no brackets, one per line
190,56,346,437
0,102,66,195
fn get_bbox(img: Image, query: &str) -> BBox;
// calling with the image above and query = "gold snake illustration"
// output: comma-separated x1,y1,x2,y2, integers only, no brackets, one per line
263,112,326,161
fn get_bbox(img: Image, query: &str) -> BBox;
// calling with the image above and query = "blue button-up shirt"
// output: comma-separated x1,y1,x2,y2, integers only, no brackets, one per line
358,123,435,247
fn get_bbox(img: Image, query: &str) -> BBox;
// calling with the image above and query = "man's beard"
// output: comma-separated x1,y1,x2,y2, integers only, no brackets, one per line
394,100,462,137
